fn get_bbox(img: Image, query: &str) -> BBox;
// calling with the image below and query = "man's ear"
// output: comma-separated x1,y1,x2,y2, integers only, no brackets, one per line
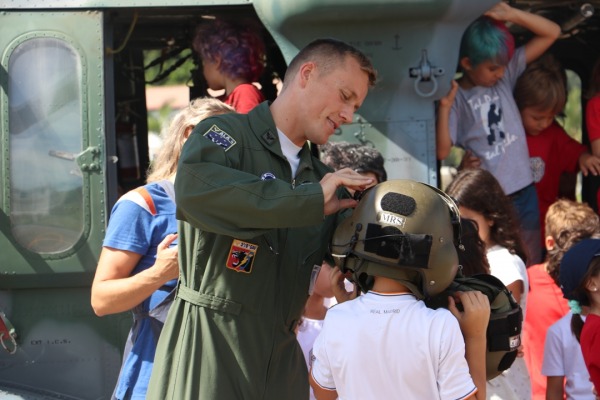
545,235,555,251
459,57,472,71
299,62,316,88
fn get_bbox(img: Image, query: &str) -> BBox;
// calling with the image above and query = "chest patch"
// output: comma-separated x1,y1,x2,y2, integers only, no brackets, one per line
226,239,258,274
261,172,277,180
203,124,236,151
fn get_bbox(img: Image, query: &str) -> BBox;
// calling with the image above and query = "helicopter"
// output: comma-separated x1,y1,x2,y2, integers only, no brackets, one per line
1,0,599,398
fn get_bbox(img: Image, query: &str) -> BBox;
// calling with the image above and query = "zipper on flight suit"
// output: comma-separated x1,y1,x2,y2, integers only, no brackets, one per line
264,235,279,255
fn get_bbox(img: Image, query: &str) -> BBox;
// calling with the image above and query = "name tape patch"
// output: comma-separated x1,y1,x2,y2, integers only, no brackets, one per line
377,211,406,228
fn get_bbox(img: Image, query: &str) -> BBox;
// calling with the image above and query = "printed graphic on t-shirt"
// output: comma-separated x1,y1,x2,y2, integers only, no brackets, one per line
529,156,545,183
226,239,258,273
468,94,518,161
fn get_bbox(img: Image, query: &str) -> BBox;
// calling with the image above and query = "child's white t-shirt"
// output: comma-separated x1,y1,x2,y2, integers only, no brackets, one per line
486,245,531,400
542,313,595,400
297,317,325,400
311,291,476,400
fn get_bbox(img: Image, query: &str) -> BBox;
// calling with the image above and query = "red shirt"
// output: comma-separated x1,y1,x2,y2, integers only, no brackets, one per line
526,121,586,239
523,263,570,400
223,83,265,114
585,96,600,210
586,95,600,142
581,313,600,391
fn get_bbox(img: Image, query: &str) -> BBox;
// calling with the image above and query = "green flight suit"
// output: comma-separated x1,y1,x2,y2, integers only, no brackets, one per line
147,102,343,400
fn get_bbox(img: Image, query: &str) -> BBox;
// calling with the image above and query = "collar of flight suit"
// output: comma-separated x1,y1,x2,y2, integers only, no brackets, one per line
248,101,316,178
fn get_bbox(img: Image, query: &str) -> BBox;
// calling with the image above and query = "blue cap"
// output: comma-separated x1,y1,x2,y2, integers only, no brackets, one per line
559,238,600,301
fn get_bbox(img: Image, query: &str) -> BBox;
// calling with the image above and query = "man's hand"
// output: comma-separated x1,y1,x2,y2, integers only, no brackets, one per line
320,168,373,215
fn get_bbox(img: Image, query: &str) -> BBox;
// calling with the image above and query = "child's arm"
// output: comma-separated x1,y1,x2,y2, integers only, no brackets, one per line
485,2,560,64
309,372,338,400
448,291,490,400
436,80,458,160
579,152,600,176
458,150,482,170
545,376,565,400
591,139,600,158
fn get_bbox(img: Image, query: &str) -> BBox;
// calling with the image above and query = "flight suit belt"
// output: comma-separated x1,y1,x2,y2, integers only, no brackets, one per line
176,284,242,316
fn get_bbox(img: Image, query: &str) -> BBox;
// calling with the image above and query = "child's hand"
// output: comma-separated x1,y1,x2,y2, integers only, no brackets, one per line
484,2,513,22
439,80,459,110
330,266,358,304
458,150,481,170
516,344,525,358
448,291,490,339
579,152,600,176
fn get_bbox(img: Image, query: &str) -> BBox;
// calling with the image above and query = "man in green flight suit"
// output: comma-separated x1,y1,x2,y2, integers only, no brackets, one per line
147,38,377,400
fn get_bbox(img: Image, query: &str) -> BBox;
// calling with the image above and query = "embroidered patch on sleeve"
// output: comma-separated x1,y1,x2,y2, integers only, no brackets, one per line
226,239,258,273
203,124,236,151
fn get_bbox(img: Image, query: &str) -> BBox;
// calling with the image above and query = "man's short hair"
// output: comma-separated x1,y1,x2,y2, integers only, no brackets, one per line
283,38,377,88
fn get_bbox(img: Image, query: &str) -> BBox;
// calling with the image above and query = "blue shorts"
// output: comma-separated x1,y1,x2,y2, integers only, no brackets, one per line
509,183,542,266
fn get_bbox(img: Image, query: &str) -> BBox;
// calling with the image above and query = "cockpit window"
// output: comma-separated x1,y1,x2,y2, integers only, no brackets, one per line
8,37,84,254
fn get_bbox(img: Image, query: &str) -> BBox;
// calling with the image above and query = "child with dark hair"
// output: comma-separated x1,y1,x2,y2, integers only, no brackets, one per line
514,54,600,247
192,19,266,113
319,141,387,184
437,3,561,266
559,238,600,393
445,167,531,399
458,218,491,277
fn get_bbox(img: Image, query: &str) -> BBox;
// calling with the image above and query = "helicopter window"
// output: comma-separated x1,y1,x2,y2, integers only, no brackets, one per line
8,37,84,254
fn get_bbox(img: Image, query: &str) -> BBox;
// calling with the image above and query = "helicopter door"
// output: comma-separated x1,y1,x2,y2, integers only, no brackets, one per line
0,11,106,289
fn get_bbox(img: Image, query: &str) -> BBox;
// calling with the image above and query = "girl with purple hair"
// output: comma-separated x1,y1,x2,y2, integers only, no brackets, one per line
193,19,266,113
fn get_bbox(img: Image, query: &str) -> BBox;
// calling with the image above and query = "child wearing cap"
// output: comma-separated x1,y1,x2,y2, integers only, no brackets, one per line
559,238,600,393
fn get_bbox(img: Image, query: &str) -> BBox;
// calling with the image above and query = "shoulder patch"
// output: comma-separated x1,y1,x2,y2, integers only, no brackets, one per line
203,124,236,151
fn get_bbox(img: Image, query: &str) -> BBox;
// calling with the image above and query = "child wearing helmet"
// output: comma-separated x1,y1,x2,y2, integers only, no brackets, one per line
558,238,600,393
309,180,490,400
